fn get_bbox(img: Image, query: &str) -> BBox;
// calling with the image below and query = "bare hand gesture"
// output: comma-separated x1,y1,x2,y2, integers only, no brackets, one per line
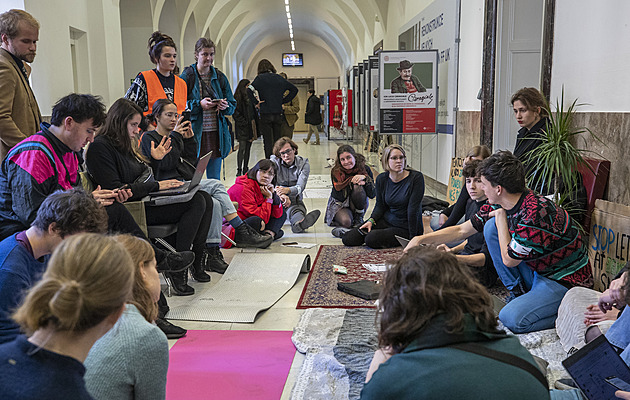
359,220,373,233
158,179,184,190
351,174,366,185
151,135,172,160
260,185,273,199
200,98,216,111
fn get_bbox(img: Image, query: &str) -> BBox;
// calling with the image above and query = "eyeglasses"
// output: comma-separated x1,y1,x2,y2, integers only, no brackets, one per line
390,156,406,161
164,112,178,119
279,148,294,156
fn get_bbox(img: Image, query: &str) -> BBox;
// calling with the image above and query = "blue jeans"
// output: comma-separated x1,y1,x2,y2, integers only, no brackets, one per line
485,218,569,333
606,306,630,365
198,179,237,245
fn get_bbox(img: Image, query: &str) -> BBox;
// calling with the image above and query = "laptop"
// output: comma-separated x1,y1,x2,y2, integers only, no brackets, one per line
562,334,630,400
149,151,211,196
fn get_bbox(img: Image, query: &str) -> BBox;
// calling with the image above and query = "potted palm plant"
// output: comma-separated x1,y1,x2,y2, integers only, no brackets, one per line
524,88,602,217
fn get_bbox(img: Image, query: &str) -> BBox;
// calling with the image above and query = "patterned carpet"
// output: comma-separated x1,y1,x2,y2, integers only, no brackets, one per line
296,245,402,309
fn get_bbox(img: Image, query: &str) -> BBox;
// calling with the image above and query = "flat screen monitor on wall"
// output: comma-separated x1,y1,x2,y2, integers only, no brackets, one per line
282,53,303,67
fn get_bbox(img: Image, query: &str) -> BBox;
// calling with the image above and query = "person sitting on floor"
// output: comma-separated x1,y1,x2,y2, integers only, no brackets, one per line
85,98,213,293
325,144,376,238
360,246,550,400
0,233,134,400
84,235,168,400
426,159,497,288
405,150,593,334
140,99,272,273
343,144,424,249
228,159,287,240
270,137,320,233
0,189,107,345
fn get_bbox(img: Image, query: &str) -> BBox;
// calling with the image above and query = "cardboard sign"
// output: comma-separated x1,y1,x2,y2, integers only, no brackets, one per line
446,157,464,205
588,199,630,291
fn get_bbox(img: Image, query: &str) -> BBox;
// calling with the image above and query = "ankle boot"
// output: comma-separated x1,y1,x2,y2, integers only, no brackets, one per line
190,249,211,282
352,209,365,227
234,223,273,248
164,270,194,296
205,246,229,274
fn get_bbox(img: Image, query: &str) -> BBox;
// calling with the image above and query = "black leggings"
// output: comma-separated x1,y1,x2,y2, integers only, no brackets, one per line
245,214,286,236
334,185,368,228
259,113,284,158
144,191,213,252
237,140,252,173
342,219,408,249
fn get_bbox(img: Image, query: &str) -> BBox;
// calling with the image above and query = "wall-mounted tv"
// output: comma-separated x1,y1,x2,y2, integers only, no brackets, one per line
282,53,303,67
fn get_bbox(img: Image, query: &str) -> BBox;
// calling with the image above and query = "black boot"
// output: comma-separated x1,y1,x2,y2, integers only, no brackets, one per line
234,223,273,248
155,317,187,339
164,270,194,296
206,246,229,274
156,250,194,273
190,249,211,282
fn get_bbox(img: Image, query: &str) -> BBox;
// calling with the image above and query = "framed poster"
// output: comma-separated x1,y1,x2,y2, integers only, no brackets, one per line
352,65,359,127
369,56,379,132
378,50,438,134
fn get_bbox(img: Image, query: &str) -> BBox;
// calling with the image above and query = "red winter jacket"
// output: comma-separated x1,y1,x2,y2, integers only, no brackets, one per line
228,175,283,223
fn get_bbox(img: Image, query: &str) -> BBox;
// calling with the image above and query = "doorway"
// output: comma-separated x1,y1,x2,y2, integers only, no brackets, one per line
493,0,544,151
293,83,310,133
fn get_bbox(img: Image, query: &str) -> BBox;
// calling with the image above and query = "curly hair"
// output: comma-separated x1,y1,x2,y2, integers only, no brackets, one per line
462,159,481,179
477,150,526,194
50,93,106,128
510,87,549,118
378,246,499,354
32,189,107,237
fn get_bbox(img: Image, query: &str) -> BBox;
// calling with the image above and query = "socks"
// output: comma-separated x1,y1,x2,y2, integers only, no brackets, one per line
228,216,244,228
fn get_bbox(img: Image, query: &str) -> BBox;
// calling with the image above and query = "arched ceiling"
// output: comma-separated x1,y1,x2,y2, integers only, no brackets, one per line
143,0,390,77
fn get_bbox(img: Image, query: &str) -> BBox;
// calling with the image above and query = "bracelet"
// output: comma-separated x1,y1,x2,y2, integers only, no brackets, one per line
368,218,376,225
266,198,273,203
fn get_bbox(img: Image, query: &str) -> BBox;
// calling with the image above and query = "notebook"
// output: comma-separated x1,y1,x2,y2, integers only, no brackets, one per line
149,151,211,196
562,334,630,400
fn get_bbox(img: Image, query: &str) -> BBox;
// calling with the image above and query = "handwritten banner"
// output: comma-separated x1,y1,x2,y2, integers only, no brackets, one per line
446,157,464,205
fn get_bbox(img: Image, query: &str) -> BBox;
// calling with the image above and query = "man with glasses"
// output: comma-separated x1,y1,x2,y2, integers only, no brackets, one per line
270,137,320,233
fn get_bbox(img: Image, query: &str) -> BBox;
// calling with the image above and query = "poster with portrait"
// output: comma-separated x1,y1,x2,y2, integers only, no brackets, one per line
378,50,438,134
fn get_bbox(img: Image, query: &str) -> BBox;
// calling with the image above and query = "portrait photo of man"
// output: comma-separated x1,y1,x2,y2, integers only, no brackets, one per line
390,60,426,94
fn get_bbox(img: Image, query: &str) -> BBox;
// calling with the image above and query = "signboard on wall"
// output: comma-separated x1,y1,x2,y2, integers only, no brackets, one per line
378,50,438,134
369,56,379,132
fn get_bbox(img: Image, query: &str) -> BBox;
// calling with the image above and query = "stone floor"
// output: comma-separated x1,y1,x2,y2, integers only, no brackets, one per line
164,131,446,398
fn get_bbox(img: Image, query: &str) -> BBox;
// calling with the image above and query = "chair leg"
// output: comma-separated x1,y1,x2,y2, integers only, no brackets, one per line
155,238,177,297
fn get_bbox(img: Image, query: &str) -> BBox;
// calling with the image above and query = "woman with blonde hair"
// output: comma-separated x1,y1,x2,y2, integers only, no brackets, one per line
85,235,169,400
0,233,134,399
343,144,425,248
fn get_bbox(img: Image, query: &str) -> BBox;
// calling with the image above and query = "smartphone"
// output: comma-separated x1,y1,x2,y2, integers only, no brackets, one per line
210,99,222,104
116,184,130,191
605,376,630,391
181,110,191,123
358,228,369,236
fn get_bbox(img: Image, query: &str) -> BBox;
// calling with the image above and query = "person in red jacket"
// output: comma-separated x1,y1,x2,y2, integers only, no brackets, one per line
228,159,287,240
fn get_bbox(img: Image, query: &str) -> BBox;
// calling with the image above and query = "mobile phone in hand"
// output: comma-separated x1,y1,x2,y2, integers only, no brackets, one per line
116,184,130,191
181,110,191,123
605,376,630,391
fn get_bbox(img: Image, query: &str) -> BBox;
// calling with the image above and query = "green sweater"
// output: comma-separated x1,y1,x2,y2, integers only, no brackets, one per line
360,315,550,399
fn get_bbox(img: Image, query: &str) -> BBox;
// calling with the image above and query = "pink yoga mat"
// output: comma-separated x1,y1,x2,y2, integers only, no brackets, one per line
166,330,295,400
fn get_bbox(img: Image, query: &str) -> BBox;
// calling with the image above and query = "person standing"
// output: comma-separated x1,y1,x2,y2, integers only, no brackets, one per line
251,59,298,158
304,89,322,145
233,79,257,176
278,72,299,139
125,32,187,117
0,9,42,160
180,38,235,180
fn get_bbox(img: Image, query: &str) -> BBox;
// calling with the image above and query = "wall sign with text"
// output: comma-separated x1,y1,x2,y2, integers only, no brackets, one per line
378,50,438,134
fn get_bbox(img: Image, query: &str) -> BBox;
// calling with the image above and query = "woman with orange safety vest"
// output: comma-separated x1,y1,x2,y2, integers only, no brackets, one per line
125,31,187,119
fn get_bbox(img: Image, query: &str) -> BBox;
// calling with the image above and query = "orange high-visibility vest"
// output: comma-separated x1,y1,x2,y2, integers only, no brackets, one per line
140,70,187,116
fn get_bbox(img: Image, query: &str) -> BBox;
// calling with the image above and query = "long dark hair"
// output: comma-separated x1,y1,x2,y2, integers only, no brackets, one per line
98,98,145,158
234,79,251,105
378,246,499,354
148,31,176,64
257,59,276,75
332,144,366,174
246,159,278,186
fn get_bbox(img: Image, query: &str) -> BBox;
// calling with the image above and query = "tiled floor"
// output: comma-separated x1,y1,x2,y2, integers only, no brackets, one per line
165,131,382,398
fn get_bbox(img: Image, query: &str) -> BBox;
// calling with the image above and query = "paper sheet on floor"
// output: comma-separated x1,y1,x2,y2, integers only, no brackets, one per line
166,253,310,323
282,242,318,249
362,263,388,272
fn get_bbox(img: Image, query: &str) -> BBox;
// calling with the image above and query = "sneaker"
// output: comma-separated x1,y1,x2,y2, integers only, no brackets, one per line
274,229,284,240
234,223,273,249
205,246,229,274
332,227,351,238
292,210,321,233
155,317,187,339
156,250,194,273
303,138,309,144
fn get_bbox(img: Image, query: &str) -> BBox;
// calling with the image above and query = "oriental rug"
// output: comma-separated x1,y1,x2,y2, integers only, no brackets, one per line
296,245,401,309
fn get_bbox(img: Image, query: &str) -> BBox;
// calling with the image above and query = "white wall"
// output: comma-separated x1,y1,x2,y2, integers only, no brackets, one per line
552,0,630,111
246,40,339,81
457,0,484,111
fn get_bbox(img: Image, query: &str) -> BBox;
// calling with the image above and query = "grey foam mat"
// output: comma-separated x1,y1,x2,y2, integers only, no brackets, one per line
167,252,310,323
